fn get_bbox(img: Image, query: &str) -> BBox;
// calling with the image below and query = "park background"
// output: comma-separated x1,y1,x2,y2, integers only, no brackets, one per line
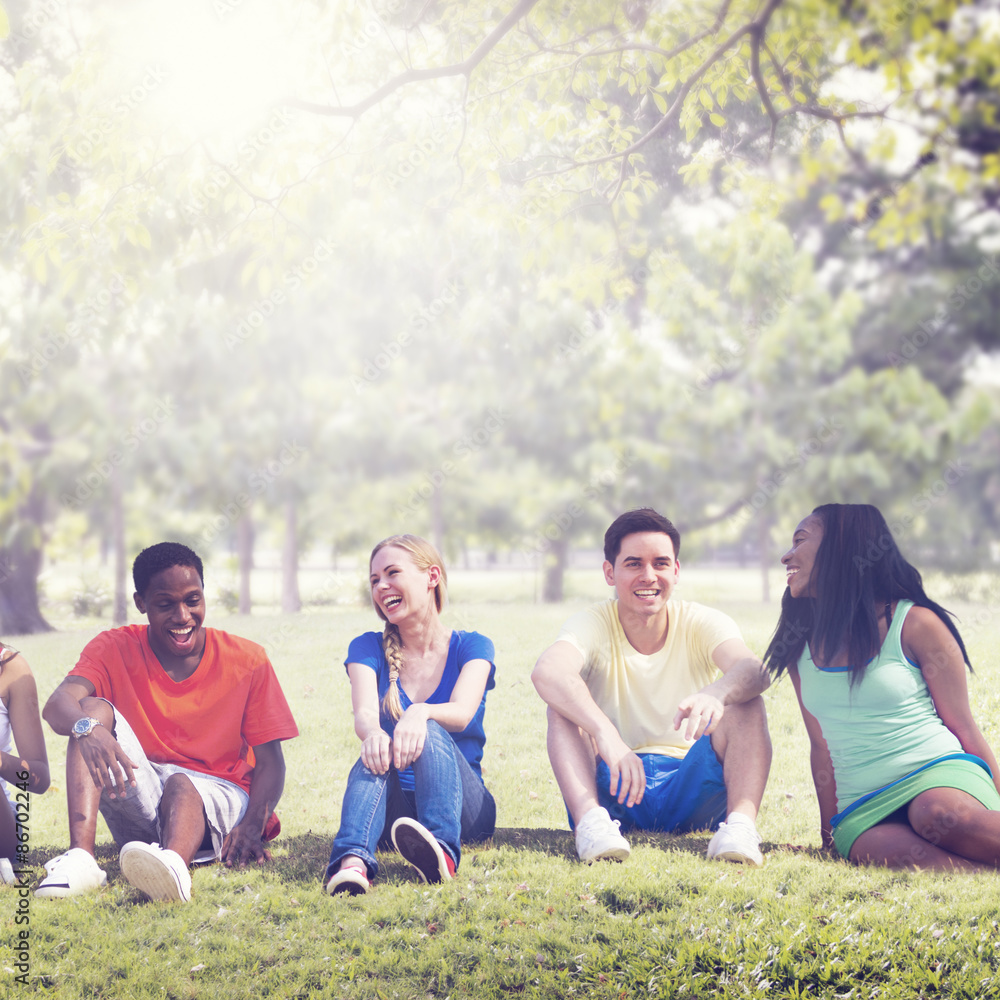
3,0,1000,996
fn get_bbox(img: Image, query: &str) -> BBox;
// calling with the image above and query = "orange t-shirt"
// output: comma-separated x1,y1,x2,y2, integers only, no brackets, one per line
70,624,298,803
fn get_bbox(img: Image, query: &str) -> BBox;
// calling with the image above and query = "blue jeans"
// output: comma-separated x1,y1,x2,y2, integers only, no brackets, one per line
326,720,495,880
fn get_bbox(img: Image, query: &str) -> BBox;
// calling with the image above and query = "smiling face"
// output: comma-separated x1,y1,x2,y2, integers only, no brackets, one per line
369,545,442,625
781,514,825,598
603,531,680,621
134,564,207,667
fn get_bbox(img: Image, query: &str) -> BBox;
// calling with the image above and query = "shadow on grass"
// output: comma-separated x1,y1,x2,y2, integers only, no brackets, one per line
491,828,831,864
23,830,833,899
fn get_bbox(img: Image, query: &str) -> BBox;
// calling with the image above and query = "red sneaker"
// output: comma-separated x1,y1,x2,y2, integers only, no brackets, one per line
390,818,455,883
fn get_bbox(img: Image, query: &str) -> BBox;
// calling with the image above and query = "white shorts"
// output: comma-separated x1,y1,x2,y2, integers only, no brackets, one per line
97,701,249,863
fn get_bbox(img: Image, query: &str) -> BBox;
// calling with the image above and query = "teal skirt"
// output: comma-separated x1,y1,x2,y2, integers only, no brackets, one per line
832,754,1000,858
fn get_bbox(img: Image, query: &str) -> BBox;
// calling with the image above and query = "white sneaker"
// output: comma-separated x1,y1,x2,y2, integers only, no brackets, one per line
707,820,763,867
1,857,16,884
35,848,108,898
574,806,631,863
119,842,192,902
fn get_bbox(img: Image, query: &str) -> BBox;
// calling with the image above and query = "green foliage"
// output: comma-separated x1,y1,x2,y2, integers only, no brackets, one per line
3,0,1000,627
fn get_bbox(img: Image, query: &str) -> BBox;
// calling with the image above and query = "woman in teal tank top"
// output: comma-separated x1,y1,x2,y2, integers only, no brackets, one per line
763,503,1000,871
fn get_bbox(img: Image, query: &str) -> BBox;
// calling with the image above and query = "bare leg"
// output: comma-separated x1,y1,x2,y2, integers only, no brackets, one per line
0,795,16,861
907,788,1000,865
157,773,209,866
850,819,991,871
66,697,116,855
709,696,772,821
545,707,600,826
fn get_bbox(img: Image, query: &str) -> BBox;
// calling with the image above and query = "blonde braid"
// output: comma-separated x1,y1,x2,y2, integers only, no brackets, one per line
381,623,405,721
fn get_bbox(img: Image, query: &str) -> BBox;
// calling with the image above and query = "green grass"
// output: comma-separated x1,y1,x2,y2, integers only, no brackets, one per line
5,569,1000,998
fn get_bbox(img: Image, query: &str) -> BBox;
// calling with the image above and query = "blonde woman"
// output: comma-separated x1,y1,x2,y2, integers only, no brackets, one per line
324,535,496,894
1,643,50,883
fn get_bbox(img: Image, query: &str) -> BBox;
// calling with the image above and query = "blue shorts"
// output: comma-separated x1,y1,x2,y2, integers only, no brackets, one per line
594,735,727,833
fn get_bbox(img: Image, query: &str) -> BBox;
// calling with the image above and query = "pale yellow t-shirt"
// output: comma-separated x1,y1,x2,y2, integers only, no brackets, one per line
556,599,743,758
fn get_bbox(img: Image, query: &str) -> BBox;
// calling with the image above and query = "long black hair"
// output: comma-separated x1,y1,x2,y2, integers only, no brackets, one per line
763,503,970,685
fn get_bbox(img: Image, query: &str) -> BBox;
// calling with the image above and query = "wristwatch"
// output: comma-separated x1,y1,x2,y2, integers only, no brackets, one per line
71,717,103,739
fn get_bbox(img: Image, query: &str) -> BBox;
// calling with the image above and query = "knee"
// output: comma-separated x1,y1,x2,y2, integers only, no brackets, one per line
418,720,454,758
425,719,449,742
719,696,769,737
738,695,769,734
160,772,198,804
908,795,962,842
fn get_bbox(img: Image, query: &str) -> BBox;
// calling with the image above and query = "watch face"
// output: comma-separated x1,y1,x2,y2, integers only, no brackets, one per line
73,718,92,735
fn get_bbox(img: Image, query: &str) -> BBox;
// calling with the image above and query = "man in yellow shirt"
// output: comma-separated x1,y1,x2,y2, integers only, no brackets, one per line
532,508,772,865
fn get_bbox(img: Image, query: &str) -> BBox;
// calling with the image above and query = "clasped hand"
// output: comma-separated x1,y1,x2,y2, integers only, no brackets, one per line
360,706,430,774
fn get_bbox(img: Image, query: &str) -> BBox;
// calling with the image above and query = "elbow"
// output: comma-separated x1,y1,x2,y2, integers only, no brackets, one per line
41,698,56,730
530,661,551,700
31,763,51,795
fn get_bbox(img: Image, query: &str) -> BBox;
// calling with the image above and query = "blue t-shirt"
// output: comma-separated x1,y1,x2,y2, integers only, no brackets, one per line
344,630,496,791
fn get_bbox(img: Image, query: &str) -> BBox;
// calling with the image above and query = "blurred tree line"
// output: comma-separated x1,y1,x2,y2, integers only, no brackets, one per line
1,0,999,633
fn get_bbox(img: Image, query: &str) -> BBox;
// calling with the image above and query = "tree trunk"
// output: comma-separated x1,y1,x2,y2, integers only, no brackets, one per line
758,514,771,603
0,538,53,635
237,513,254,614
431,487,445,557
112,466,128,626
541,535,569,603
281,499,301,613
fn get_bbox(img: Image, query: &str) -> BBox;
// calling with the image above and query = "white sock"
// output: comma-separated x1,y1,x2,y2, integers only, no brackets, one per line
725,811,757,828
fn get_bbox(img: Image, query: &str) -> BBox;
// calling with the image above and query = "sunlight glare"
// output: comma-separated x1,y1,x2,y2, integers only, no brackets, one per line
111,0,299,138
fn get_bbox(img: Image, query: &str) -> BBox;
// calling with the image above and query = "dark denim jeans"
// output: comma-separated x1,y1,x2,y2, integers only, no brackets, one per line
326,720,495,880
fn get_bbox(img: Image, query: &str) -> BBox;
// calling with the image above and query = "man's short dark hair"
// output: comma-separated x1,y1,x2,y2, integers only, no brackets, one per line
603,508,681,564
133,542,204,597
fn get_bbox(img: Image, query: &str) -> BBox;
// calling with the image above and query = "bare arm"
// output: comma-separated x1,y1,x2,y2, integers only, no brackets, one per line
42,675,137,797
391,659,493,769
221,739,285,866
673,638,771,741
347,663,393,774
1,654,50,793
531,639,645,808
788,665,838,850
904,607,1000,797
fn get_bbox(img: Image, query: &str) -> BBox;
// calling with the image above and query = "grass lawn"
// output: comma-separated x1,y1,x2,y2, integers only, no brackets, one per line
5,567,1000,998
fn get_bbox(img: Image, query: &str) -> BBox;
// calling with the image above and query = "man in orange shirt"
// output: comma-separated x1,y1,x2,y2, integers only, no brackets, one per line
36,542,298,902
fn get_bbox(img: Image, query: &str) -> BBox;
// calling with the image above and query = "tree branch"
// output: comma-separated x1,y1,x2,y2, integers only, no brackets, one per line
280,0,542,118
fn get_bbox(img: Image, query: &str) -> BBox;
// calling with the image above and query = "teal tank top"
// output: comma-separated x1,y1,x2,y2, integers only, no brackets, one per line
796,600,962,812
